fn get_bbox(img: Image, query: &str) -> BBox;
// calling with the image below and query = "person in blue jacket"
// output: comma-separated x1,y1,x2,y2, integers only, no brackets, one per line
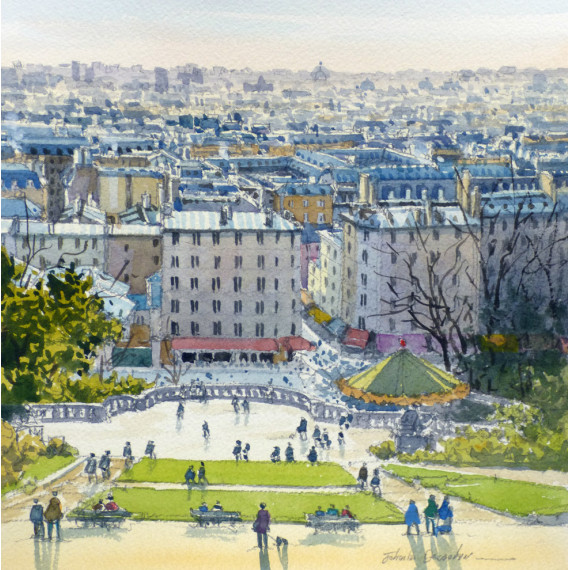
435,496,454,536
405,499,421,535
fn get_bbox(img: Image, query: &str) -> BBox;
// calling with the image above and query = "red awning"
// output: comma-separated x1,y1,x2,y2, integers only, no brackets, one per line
172,338,279,352
278,336,316,351
342,328,369,349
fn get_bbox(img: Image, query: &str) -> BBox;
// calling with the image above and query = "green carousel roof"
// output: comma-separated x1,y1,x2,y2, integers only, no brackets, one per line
338,349,469,405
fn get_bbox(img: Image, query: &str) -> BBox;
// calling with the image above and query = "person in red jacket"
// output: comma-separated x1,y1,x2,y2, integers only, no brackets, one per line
104,495,119,511
341,505,354,519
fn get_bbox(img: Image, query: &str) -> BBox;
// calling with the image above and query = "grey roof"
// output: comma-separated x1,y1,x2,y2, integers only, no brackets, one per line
163,210,298,232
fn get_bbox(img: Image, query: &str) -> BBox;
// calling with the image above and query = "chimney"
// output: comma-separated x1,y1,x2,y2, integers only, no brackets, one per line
425,200,433,226
438,187,445,201
539,171,557,203
359,173,370,204
457,169,471,211
141,193,151,209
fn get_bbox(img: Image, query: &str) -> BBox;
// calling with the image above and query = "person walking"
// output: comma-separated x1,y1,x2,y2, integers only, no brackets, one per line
233,440,243,463
405,500,421,535
297,417,308,440
270,446,281,463
254,503,271,550
145,440,156,460
358,463,368,490
202,421,210,439
84,453,97,483
243,443,251,462
197,462,207,484
370,468,381,497
176,402,185,420
231,395,240,414
44,492,63,541
122,441,132,459
424,495,438,535
285,443,294,462
184,465,196,486
98,451,111,480
308,446,318,465
312,425,321,447
30,499,44,539
242,398,250,413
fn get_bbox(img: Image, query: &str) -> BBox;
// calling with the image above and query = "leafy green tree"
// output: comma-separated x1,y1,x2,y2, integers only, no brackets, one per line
1,247,122,403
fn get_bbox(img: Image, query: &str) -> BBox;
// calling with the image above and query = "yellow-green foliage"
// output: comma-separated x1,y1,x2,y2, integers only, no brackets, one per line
41,372,155,404
395,404,568,471
370,440,396,460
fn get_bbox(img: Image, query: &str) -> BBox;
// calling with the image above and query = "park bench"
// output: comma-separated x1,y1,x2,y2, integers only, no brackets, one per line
305,514,361,533
190,509,242,527
69,508,133,529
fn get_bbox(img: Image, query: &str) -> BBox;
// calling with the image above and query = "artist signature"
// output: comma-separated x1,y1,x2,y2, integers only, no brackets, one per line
381,544,513,565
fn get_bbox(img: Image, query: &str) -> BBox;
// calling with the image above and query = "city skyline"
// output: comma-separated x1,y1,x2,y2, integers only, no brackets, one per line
2,0,567,72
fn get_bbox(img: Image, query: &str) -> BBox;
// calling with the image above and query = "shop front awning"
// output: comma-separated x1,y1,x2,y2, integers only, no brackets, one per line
171,336,314,353
342,327,369,349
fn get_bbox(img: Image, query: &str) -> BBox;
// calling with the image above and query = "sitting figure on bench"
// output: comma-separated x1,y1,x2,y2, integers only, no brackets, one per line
198,502,209,513
341,505,354,519
105,495,119,512
92,499,104,512
326,504,339,516
315,506,325,516
212,501,223,512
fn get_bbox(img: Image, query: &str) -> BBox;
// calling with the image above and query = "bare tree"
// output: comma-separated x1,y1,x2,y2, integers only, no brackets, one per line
161,339,191,386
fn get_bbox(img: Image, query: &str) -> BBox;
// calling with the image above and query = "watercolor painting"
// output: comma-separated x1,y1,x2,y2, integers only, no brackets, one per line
1,1,568,569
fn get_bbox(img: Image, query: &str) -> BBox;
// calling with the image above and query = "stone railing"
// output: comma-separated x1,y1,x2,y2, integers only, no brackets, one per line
26,383,403,428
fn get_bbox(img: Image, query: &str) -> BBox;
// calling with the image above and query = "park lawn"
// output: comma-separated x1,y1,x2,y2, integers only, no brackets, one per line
76,487,403,524
119,458,356,487
2,455,76,496
384,464,568,517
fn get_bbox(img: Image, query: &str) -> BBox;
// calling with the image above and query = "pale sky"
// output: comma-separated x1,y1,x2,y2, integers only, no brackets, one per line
2,0,567,72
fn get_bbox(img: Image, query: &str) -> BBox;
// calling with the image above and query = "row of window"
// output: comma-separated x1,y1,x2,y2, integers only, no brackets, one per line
170,276,296,292
171,231,297,247
169,255,296,270
171,299,297,314
33,237,161,251
288,199,326,208
170,321,297,337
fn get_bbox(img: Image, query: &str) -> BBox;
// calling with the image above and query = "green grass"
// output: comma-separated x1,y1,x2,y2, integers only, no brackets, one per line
2,455,76,495
119,458,356,487
75,487,403,524
384,464,568,517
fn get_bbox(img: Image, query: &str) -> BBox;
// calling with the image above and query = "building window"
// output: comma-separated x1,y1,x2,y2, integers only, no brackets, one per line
153,255,159,265
317,213,325,223
363,230,370,241
347,268,352,278
291,278,295,291
153,238,160,247
190,277,198,289
213,321,222,335
172,232,179,246
303,200,309,207
170,276,179,290
257,277,266,292
124,243,129,252
347,225,352,235
255,301,265,314
290,255,295,267
317,199,325,208
256,231,264,245
235,232,242,245
274,301,279,313
391,231,396,244
348,243,352,254
390,276,396,287
389,318,395,332
391,253,397,264
233,276,242,292
171,300,180,313
190,300,199,313
288,200,294,207
409,231,415,243
191,322,200,336
290,233,295,248
456,247,462,260
275,232,281,243
304,213,309,222
191,232,200,245
255,323,265,337
257,255,265,269
212,300,221,313
275,256,279,267
191,255,199,268
234,323,242,337
212,231,220,245
233,255,242,269
361,273,367,286
292,299,296,310
171,321,179,336
234,300,242,314
214,256,221,269
291,323,296,335
358,317,366,330
410,252,417,265
274,278,279,290
489,221,495,235
171,256,179,268
92,258,99,267
362,250,368,264
433,230,439,241
454,228,461,239
92,238,97,249
360,294,367,306
212,277,221,291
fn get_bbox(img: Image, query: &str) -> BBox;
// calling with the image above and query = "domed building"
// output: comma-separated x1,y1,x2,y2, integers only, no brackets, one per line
337,348,469,406
360,78,375,91
311,62,331,81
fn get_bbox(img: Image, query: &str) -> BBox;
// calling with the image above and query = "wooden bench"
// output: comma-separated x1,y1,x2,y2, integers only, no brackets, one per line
190,509,242,527
69,509,133,529
305,514,360,533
